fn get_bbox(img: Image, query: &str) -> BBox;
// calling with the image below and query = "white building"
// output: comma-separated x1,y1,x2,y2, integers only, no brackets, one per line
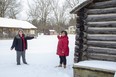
49,30,57,35
68,26,76,34
0,17,37,38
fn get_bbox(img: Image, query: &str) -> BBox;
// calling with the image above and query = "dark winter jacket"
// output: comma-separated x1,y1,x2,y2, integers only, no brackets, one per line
11,34,34,51
57,35,69,56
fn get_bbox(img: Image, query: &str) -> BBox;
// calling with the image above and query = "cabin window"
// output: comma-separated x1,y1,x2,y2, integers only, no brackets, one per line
30,30,35,34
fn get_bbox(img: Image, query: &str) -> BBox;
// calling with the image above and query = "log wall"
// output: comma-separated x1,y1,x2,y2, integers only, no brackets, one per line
75,0,116,62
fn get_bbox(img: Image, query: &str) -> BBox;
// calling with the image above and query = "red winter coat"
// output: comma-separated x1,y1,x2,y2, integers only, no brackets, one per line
57,35,69,56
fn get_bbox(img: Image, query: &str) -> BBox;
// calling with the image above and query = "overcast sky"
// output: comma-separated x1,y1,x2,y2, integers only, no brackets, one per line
18,0,65,20
18,0,85,20
17,0,29,20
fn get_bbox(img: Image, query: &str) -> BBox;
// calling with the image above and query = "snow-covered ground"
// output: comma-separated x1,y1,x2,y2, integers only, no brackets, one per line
0,35,75,77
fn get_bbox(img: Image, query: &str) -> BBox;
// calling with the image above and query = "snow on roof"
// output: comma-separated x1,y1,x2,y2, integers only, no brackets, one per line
70,0,93,14
74,60,116,72
69,26,75,28
0,17,37,29
49,30,55,31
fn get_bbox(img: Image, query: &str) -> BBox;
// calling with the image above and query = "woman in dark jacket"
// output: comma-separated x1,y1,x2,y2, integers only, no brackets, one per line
11,29,34,65
56,30,69,68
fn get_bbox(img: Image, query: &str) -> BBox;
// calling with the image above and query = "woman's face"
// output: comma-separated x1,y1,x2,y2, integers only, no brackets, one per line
61,32,65,36
19,31,23,36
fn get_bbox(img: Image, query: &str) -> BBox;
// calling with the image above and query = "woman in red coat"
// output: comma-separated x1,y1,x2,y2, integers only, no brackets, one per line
56,30,69,68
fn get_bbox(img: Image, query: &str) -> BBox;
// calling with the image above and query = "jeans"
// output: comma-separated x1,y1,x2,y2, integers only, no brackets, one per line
59,56,66,65
16,51,27,64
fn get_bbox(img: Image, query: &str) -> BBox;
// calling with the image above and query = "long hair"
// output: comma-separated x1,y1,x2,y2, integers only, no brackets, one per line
17,29,25,35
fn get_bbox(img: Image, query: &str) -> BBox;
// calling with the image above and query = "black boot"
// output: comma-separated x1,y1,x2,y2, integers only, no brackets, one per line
23,62,28,64
17,63,21,65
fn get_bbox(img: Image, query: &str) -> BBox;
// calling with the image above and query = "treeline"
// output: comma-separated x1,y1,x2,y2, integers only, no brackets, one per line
0,0,78,33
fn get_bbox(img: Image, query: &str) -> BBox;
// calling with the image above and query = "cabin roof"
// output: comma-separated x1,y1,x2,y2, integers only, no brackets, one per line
70,0,111,14
70,0,93,14
0,17,37,29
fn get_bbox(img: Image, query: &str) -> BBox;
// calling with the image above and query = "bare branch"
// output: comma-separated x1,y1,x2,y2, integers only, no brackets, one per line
65,0,79,8
0,0,22,18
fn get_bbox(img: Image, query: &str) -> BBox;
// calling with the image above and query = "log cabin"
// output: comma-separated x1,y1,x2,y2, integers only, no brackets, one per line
70,0,116,62
71,0,116,77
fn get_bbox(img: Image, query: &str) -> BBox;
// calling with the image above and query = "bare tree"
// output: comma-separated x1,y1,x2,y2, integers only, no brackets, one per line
7,0,22,19
27,0,78,33
65,0,79,26
0,0,7,17
51,0,68,32
27,0,52,33
0,0,21,18
65,0,79,8
27,0,52,24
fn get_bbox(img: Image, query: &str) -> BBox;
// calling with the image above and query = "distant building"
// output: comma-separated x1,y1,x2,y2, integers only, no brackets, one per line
68,26,76,34
0,17,37,39
49,30,57,35
43,29,50,35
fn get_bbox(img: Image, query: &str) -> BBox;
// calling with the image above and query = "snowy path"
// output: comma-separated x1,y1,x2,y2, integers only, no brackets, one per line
0,35,75,77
